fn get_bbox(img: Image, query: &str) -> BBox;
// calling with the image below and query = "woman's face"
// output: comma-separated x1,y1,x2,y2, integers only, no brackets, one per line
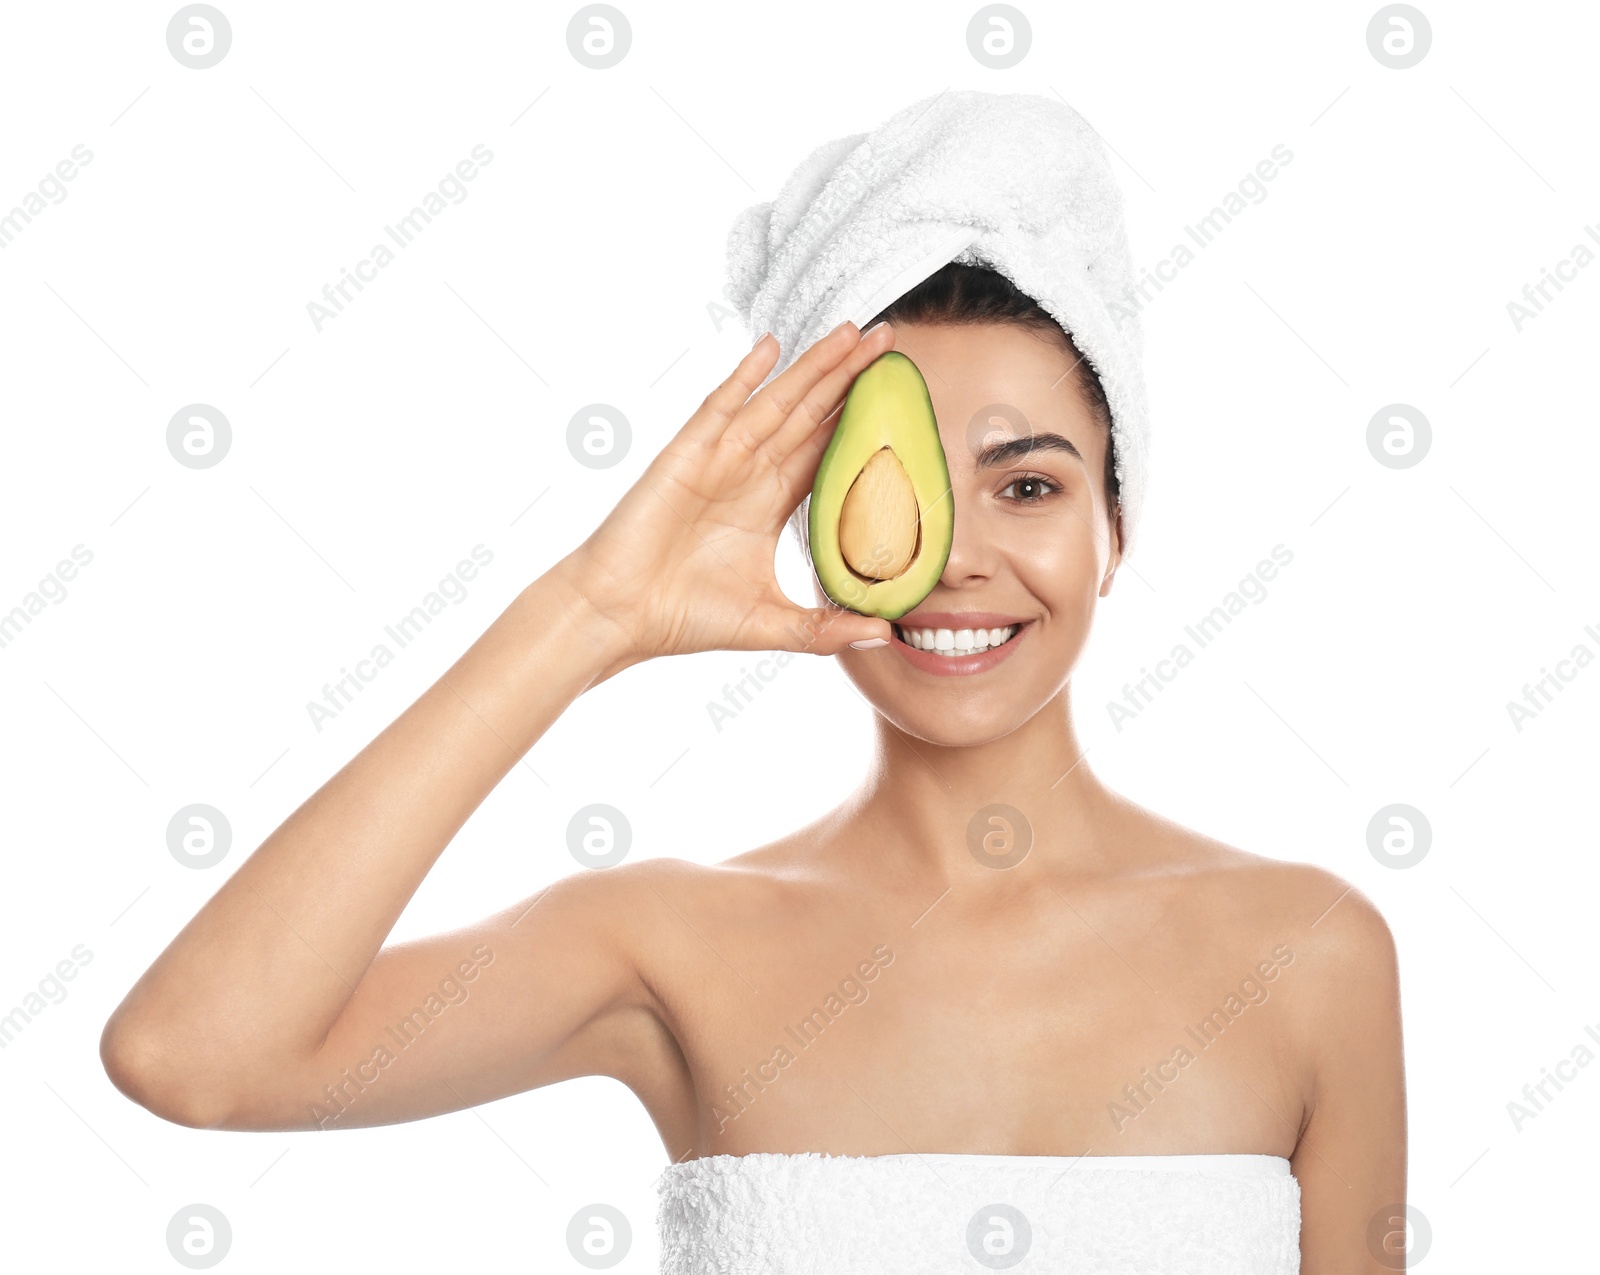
816,319,1122,743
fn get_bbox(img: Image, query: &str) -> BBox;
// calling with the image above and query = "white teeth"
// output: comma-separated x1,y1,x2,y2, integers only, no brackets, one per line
895,623,1020,656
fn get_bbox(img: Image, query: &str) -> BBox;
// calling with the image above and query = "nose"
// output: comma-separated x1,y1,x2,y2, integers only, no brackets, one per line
933,475,996,589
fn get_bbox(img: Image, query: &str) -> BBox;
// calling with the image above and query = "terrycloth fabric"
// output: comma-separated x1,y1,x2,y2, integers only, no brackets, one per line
723,88,1151,556
658,1150,1300,1273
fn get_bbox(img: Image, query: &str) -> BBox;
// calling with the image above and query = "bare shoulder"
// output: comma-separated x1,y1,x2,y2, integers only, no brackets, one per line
544,848,797,960
1126,800,1395,955
1128,807,1402,1108
552,848,760,900
544,853,745,932
1210,839,1394,1015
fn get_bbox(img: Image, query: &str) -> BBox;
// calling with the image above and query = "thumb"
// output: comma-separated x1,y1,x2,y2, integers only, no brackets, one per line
784,604,894,657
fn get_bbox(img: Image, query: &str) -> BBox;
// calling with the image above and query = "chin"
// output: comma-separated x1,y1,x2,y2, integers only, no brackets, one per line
847,673,1052,745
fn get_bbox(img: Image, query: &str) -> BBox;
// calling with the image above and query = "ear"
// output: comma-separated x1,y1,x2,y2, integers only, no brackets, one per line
1099,502,1124,597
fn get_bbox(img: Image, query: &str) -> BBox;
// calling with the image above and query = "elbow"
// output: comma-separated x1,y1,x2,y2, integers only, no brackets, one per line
99,1015,237,1131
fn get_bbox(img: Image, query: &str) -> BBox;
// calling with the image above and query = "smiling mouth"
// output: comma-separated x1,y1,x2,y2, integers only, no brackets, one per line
891,621,1026,657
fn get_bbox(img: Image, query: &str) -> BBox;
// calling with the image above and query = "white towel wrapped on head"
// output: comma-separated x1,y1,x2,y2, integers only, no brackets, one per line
723,87,1151,556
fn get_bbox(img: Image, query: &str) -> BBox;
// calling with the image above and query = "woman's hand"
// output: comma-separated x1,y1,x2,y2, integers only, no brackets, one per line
555,319,899,664
102,325,915,1135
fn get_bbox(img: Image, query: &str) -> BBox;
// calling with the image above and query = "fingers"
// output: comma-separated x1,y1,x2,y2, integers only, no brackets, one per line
681,332,783,449
776,394,847,499
752,599,894,658
740,320,860,446
729,320,887,458
764,321,896,461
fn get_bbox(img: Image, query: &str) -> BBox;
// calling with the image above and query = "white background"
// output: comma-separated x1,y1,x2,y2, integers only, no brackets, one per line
2,0,1595,1269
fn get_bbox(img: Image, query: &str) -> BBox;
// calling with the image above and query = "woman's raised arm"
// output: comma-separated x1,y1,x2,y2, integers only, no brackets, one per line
99,318,898,1131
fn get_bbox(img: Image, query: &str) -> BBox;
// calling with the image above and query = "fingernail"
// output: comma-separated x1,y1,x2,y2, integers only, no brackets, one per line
849,637,889,649
751,330,771,349
863,320,888,338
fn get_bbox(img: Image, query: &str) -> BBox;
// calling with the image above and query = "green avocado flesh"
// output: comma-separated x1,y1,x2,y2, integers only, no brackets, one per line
808,350,953,620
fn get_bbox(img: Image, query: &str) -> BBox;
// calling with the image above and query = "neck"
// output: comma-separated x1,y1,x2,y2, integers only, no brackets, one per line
841,686,1123,892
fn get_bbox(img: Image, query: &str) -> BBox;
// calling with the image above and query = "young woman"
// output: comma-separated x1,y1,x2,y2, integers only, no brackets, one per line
101,262,1405,1272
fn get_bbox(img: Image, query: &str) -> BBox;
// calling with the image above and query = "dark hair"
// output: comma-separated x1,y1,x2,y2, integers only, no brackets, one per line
861,260,1119,513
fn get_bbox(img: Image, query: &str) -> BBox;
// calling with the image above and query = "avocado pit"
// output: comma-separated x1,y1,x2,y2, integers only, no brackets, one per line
838,447,920,580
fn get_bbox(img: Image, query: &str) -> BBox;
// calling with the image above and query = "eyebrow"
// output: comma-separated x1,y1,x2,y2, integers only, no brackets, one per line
975,432,1084,468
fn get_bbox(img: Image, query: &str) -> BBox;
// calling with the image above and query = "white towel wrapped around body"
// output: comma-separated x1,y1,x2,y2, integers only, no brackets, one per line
723,88,1151,556
658,1150,1301,1273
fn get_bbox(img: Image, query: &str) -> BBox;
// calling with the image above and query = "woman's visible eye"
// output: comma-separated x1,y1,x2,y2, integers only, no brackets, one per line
999,473,1062,504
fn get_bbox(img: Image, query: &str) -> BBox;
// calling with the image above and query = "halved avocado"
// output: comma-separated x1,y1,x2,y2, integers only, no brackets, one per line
808,351,953,620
